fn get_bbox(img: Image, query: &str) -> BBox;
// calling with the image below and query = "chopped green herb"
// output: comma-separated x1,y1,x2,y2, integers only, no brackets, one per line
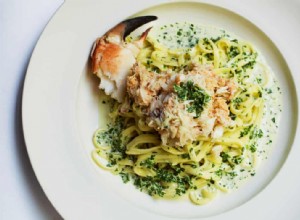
272,117,276,123
140,155,155,169
211,36,221,43
174,81,211,118
215,169,223,177
232,97,243,108
256,78,262,84
240,125,253,138
232,156,243,165
249,143,257,153
95,117,126,156
181,153,190,159
229,111,237,120
250,127,263,139
133,176,166,197
228,46,239,59
120,172,130,183
132,164,192,197
220,152,230,163
226,171,237,179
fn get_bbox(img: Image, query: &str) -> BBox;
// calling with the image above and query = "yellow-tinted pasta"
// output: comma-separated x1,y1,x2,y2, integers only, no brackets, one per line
92,22,279,205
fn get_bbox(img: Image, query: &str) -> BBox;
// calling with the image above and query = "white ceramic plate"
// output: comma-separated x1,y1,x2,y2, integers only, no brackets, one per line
23,0,299,219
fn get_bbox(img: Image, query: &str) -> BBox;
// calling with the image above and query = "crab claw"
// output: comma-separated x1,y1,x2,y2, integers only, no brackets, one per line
91,16,157,102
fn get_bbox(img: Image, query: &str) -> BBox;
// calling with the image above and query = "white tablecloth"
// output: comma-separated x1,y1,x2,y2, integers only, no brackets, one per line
0,0,63,219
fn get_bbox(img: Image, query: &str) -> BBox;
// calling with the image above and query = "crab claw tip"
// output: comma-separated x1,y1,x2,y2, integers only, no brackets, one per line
122,15,158,39
107,15,157,40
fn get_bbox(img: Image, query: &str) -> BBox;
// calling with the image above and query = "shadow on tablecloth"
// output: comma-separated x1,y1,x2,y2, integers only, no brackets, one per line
14,65,63,220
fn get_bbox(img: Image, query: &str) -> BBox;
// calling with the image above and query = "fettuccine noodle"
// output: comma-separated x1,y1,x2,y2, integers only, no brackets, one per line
92,22,281,205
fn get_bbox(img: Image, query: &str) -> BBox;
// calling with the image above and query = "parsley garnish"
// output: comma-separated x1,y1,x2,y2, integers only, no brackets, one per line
174,81,210,118
232,156,243,164
228,46,239,59
229,111,236,120
272,117,276,123
133,164,191,197
226,171,237,179
120,172,130,183
95,117,126,156
140,155,155,169
239,125,253,138
215,169,223,177
250,127,263,139
232,97,243,108
133,176,166,197
220,152,230,163
249,143,257,153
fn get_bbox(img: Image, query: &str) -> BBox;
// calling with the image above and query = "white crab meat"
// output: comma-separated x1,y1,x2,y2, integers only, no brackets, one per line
91,16,157,102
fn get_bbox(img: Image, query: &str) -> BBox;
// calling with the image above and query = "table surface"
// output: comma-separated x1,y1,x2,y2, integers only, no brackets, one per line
0,0,63,219
1,0,300,219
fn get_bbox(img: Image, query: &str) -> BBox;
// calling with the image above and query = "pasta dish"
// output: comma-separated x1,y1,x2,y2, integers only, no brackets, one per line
90,17,281,205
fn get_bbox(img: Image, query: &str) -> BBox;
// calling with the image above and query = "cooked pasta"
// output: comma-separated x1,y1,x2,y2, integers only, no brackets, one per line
91,22,281,205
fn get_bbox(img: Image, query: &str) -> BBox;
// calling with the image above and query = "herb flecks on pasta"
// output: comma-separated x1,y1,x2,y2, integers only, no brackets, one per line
91,22,281,205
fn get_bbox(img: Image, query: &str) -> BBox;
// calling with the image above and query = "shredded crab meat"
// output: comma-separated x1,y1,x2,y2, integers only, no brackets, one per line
127,63,237,146
92,35,147,102
91,16,156,103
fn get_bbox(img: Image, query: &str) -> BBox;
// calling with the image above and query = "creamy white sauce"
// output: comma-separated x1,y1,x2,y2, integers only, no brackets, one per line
220,58,282,191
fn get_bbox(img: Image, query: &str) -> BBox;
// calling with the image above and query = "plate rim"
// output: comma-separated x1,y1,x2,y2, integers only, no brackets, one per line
22,0,300,219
